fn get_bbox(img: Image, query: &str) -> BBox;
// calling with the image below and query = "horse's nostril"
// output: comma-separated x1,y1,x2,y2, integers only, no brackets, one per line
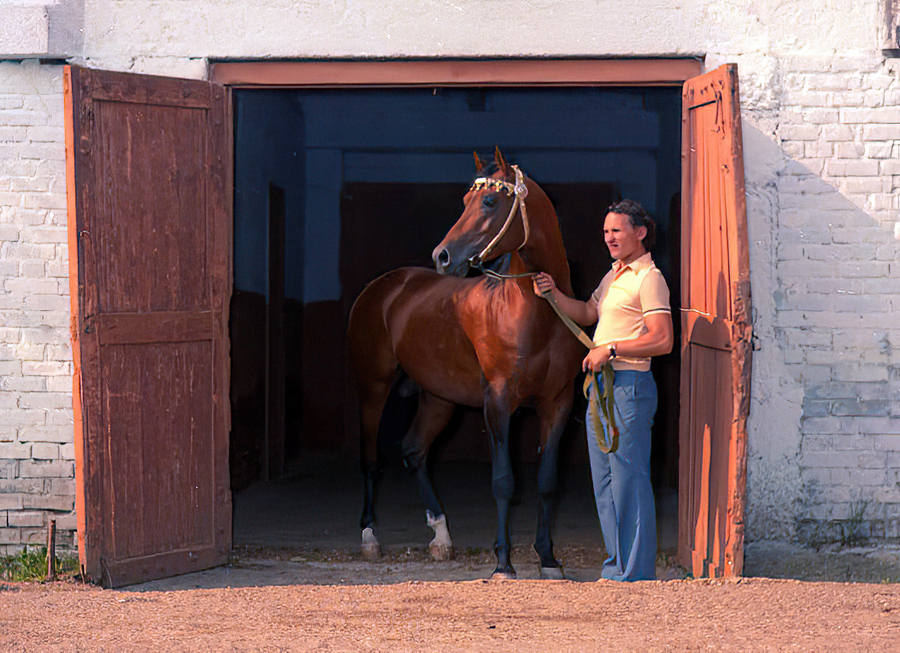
437,249,450,267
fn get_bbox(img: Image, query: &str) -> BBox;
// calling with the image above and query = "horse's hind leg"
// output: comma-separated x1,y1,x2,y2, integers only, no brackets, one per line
401,391,457,561
533,392,575,579
356,371,416,559
360,466,382,558
358,379,392,558
349,278,409,558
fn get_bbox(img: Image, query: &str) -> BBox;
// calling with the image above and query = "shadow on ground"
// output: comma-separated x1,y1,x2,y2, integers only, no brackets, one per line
126,460,900,591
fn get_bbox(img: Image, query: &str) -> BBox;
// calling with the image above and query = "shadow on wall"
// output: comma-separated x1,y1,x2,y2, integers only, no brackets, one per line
740,121,900,545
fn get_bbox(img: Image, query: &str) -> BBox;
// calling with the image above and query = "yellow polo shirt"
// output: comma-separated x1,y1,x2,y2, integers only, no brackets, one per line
590,252,671,372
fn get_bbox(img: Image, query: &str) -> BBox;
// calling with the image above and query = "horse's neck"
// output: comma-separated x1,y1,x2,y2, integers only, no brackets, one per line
515,204,574,296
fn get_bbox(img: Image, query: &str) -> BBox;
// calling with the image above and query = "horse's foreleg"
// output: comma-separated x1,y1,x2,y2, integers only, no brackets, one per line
533,393,574,579
411,463,453,561
485,396,516,579
401,392,456,561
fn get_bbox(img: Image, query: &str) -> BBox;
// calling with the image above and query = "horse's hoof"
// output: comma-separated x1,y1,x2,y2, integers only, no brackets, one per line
429,544,454,562
490,569,517,581
361,527,382,559
540,566,565,580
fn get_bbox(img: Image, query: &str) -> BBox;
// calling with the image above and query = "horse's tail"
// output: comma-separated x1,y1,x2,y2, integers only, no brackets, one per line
376,369,419,467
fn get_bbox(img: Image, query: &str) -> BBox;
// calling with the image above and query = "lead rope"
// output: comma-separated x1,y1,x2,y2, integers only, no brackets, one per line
539,290,619,454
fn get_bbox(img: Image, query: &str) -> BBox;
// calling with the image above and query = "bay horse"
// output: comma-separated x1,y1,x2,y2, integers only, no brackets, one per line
347,148,583,579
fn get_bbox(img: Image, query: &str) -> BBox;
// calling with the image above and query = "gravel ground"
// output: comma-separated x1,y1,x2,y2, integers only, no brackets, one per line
2,568,900,652
3,540,900,652
4,461,899,651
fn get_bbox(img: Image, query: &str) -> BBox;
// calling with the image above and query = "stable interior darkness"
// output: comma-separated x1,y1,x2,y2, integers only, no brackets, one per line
229,85,682,553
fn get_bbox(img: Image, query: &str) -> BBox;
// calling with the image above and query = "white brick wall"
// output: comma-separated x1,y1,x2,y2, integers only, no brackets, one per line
0,60,74,555
771,53,900,544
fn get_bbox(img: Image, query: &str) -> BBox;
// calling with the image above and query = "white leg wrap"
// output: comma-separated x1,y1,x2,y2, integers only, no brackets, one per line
426,510,453,561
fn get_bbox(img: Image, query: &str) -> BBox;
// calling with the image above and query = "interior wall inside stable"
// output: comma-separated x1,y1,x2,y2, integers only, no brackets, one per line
229,85,682,497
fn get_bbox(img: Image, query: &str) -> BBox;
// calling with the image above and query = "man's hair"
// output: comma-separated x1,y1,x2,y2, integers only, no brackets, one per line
607,199,656,250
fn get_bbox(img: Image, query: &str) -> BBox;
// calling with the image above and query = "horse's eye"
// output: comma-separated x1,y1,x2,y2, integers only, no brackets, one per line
482,195,497,208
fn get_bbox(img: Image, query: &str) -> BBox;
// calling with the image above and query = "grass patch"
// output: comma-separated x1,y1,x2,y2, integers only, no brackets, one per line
0,546,80,583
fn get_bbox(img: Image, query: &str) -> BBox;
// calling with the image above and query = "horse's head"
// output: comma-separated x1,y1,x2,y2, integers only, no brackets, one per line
432,147,529,277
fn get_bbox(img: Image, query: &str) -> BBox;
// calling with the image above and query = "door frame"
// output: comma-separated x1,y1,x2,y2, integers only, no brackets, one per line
211,58,702,88
215,57,740,572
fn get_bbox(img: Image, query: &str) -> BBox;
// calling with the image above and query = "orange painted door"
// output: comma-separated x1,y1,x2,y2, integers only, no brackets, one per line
679,64,753,578
64,66,232,587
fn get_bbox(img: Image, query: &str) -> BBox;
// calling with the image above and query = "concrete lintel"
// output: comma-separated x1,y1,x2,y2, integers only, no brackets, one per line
0,2,81,60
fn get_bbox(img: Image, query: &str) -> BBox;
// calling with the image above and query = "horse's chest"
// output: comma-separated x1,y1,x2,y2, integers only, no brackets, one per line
468,316,545,380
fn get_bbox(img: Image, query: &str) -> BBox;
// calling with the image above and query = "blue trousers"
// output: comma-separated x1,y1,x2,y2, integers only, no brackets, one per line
587,369,658,581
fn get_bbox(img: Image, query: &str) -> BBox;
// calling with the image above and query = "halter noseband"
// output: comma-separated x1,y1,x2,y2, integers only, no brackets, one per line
467,165,530,269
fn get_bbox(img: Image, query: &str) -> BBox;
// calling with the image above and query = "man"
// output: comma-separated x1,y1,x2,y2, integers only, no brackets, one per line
533,199,673,581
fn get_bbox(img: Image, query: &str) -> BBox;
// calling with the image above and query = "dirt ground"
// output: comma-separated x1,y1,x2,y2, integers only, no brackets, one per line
3,461,900,651
2,564,900,652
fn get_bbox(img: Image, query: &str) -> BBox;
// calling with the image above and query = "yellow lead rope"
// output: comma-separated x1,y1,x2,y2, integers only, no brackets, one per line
583,365,620,454
540,290,620,453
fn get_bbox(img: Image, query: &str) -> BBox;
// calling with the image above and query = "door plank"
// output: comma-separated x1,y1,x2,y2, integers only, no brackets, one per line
97,312,214,345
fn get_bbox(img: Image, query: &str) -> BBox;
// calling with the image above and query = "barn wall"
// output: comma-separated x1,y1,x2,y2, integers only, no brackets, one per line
748,53,900,545
1,0,899,552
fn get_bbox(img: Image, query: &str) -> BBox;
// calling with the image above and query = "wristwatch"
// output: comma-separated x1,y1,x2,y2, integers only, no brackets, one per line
607,343,617,359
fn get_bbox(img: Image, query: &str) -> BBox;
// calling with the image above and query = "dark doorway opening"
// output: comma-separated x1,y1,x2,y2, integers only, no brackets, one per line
228,85,682,552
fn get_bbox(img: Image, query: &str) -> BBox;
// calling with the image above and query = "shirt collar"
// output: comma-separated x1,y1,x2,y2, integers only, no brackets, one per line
612,251,653,274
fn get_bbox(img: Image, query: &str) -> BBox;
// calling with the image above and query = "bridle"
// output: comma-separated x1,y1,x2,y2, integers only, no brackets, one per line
466,165,530,273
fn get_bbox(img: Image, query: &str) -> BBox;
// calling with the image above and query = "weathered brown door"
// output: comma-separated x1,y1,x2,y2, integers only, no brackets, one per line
64,66,232,587
679,64,752,578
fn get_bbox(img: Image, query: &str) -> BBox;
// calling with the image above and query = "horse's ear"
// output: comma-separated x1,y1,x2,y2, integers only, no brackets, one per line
494,146,511,175
473,151,485,172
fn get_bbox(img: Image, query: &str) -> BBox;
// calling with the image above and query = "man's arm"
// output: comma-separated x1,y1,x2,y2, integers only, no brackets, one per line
582,311,673,372
532,272,598,326
615,312,674,359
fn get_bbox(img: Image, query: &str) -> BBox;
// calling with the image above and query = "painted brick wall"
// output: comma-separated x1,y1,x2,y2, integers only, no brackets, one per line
771,53,900,545
0,60,76,555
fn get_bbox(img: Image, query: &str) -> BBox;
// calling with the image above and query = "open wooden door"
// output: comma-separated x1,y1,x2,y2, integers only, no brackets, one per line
678,64,752,578
64,66,232,587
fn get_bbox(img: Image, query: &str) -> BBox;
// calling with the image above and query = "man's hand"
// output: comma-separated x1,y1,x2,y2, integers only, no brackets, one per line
534,272,598,327
582,345,611,373
533,272,557,297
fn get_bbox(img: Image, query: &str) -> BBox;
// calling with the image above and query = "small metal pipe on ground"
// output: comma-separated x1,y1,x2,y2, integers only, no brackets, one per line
46,519,56,581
